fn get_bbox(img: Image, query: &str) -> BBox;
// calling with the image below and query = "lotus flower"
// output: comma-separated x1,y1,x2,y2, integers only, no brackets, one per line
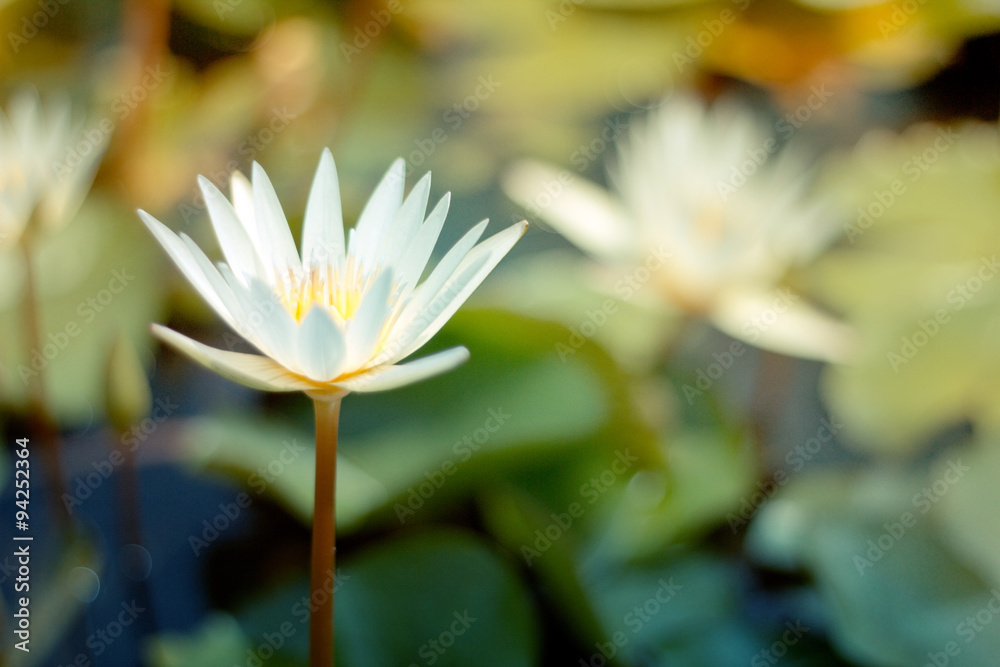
139,149,527,399
0,89,105,247
504,96,852,362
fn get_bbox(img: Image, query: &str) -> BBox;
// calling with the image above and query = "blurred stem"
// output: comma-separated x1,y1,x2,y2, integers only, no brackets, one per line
19,234,70,531
111,426,157,664
115,430,142,553
311,397,342,667
749,350,796,469
659,314,694,370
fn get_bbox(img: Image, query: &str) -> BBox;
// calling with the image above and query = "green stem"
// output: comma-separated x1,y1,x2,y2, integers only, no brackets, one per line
20,236,70,530
311,397,342,667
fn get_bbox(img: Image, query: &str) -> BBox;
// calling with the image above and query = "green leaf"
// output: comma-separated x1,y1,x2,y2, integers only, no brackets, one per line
337,529,539,667
179,415,389,530
594,429,757,559
936,434,1000,590
748,464,1000,665
146,614,249,667
582,550,766,666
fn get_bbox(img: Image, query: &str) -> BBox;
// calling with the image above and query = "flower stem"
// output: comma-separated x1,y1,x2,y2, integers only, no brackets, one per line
311,397,342,667
20,235,70,531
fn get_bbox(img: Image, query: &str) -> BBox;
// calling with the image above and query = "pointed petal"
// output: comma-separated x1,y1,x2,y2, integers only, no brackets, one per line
391,221,527,362
502,160,635,262
381,172,431,271
296,306,347,381
350,158,405,265
198,176,263,283
178,233,249,334
247,278,301,369
338,346,469,393
391,219,488,339
217,272,300,370
230,170,259,246
153,324,314,393
252,161,301,273
139,210,231,319
302,148,345,270
345,269,394,370
395,193,450,296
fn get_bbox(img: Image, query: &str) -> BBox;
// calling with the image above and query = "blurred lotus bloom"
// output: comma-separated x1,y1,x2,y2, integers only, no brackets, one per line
504,96,852,362
140,149,527,399
0,89,105,247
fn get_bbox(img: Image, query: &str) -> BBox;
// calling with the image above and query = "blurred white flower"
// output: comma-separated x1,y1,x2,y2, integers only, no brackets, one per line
0,89,105,247
140,150,526,399
503,96,852,362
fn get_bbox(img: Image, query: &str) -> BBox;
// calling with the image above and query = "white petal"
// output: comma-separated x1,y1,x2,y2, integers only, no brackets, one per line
218,273,299,369
337,346,469,393
390,219,489,342
301,148,345,270
709,287,856,363
252,162,302,273
391,221,527,362
153,324,315,393
178,233,248,334
503,160,635,262
230,171,259,247
297,305,347,381
345,269,394,370
381,172,431,272
247,278,301,369
395,193,450,296
350,158,405,266
198,176,264,283
139,210,231,319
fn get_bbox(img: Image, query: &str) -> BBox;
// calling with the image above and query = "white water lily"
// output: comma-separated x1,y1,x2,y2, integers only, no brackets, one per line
503,96,852,362
139,150,526,398
0,89,105,247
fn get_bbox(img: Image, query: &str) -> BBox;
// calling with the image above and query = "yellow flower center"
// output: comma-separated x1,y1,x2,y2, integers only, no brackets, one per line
274,258,378,323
